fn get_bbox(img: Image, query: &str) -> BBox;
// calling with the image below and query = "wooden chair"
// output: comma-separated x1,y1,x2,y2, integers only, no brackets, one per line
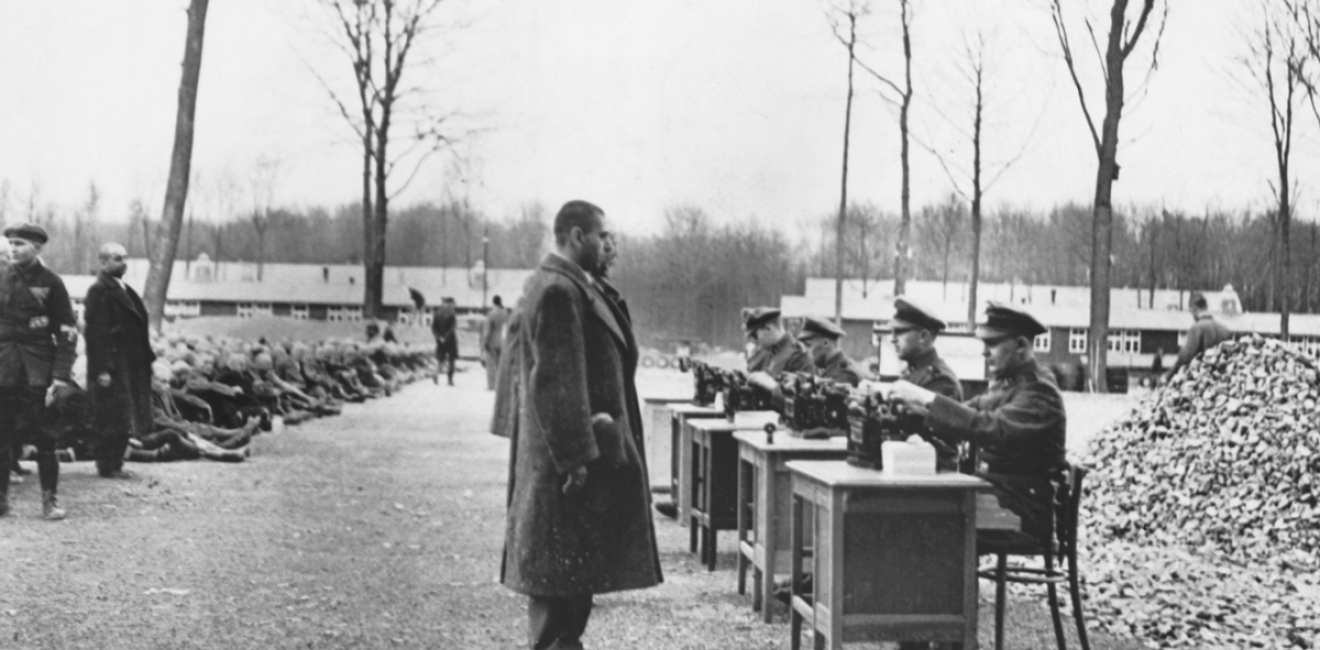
976,463,1090,650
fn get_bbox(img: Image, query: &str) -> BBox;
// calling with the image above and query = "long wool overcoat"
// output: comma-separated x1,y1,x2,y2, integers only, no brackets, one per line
499,253,662,597
83,272,155,437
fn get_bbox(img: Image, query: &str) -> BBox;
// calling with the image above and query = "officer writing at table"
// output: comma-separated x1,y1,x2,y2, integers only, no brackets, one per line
881,302,1066,544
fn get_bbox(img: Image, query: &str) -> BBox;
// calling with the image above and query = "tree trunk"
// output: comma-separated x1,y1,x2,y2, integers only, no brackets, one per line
893,0,913,297
143,0,209,331
835,12,857,325
967,63,983,326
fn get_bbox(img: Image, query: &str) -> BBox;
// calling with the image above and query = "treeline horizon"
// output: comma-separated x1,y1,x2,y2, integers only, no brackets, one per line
4,188,1317,349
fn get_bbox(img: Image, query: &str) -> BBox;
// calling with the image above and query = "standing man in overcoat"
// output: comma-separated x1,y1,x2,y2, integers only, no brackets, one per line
480,295,509,391
0,223,78,520
84,242,155,479
431,297,458,386
500,200,662,650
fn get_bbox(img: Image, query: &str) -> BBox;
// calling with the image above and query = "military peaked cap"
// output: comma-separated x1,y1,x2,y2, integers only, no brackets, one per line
3,222,48,244
743,307,781,332
891,296,946,332
976,302,1047,340
797,316,845,341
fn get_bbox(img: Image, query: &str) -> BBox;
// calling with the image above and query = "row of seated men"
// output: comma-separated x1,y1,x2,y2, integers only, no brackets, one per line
11,335,438,473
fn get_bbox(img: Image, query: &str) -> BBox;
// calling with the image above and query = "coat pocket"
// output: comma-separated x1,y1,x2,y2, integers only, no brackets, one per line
591,412,629,467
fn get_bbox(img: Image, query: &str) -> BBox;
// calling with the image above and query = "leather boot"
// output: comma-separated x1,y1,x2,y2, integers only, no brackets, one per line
42,490,66,521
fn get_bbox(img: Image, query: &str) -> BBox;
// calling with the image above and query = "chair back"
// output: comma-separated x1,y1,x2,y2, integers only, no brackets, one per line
1051,463,1087,562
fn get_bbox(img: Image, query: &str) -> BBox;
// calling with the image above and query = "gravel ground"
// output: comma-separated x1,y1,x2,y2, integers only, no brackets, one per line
0,362,1144,649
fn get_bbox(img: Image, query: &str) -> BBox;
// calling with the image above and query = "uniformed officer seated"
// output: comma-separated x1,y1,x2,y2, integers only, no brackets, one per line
796,316,863,387
888,296,964,470
743,307,814,398
884,302,1067,544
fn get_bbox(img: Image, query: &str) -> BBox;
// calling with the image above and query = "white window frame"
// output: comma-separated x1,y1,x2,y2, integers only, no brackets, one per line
1068,328,1088,354
327,305,363,322
165,301,201,318
1034,332,1052,352
1107,329,1140,354
289,304,310,320
237,302,273,318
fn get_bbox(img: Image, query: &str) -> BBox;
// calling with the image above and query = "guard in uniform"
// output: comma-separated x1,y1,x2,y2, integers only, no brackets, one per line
889,297,964,470
797,316,863,386
744,307,814,376
0,223,78,520
885,302,1067,542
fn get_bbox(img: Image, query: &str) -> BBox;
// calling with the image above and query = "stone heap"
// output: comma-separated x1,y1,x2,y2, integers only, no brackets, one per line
1076,335,1320,648
1084,334,1320,563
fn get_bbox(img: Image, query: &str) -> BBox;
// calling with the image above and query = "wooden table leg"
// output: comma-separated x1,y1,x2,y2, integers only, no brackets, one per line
759,458,775,623
790,491,804,650
736,455,750,598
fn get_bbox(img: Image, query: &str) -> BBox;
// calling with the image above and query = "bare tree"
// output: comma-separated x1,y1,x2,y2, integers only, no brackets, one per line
142,0,209,330
1051,0,1168,392
311,0,460,318
74,181,101,274
1243,0,1306,337
825,0,866,322
841,203,888,298
249,155,283,281
850,0,915,296
919,27,1038,324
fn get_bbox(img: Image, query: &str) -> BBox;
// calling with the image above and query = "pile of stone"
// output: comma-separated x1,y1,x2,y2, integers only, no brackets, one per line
1075,335,1320,648
1084,334,1320,563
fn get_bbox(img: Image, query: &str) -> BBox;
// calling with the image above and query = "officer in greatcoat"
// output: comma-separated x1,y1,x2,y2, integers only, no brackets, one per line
744,307,814,376
796,316,863,386
500,200,661,650
84,242,156,479
883,302,1067,543
0,223,78,520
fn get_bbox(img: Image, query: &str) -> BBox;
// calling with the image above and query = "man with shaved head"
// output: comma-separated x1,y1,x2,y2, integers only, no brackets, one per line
84,242,155,479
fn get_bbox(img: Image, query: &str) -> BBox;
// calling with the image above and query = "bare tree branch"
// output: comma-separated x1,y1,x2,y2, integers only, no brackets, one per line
1052,0,1103,154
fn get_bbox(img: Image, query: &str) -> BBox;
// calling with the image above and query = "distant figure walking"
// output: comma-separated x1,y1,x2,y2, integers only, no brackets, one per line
1164,292,1231,383
84,242,155,480
480,295,509,391
431,297,458,386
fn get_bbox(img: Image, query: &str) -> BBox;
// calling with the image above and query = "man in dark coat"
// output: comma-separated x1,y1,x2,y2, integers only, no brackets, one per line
745,307,814,376
500,200,661,650
1164,291,1232,382
797,315,863,386
84,242,155,479
885,302,1067,543
431,297,458,385
0,223,78,520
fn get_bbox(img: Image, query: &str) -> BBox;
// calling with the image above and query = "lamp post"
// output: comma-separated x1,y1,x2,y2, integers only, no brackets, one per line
482,227,489,310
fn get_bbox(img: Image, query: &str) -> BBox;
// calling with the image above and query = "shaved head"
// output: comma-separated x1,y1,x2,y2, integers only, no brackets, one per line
99,242,128,277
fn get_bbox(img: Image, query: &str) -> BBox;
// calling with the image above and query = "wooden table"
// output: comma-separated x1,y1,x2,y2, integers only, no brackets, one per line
787,461,989,650
687,418,768,570
642,397,696,492
668,404,725,527
734,431,849,622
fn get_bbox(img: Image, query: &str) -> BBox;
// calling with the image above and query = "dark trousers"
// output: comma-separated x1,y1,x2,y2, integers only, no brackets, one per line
528,594,593,650
95,389,130,475
0,386,59,494
436,338,458,383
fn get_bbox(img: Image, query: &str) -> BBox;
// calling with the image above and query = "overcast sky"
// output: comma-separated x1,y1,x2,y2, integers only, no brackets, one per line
1,0,1318,237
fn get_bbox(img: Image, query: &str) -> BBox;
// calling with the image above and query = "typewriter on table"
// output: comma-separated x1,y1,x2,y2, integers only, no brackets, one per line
677,358,734,407
844,390,927,469
777,372,850,437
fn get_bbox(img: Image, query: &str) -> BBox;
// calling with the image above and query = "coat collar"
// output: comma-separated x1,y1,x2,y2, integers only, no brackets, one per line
539,253,627,349
99,271,145,322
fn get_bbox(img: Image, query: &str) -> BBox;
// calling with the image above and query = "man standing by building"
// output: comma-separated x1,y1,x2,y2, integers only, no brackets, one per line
480,295,509,391
84,242,155,480
0,223,78,520
1164,291,1231,383
797,316,863,386
431,296,458,386
501,200,661,650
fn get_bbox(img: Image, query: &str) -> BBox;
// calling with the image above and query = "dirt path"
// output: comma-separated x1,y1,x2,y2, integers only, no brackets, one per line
0,364,1140,650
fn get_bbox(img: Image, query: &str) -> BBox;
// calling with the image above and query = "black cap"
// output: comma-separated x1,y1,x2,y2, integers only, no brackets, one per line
976,302,1047,340
797,316,844,342
743,307,781,332
3,222,48,245
891,296,946,332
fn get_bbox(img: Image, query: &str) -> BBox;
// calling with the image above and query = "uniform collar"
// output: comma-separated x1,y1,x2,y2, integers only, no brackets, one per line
904,346,938,370
11,258,42,280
